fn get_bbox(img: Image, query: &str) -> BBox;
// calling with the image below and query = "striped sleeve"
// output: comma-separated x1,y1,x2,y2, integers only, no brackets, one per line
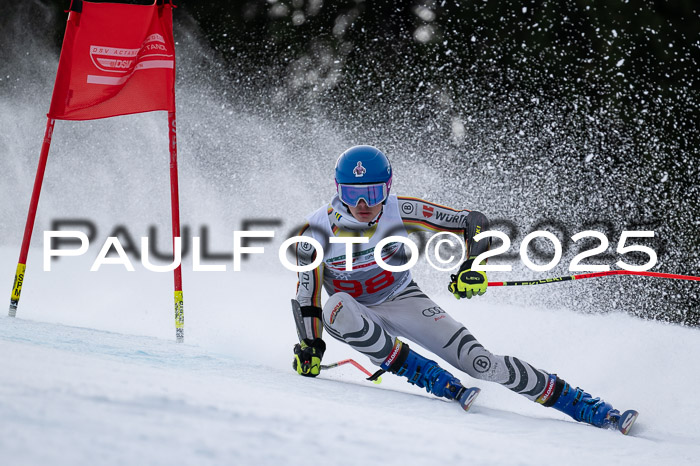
398,196,490,259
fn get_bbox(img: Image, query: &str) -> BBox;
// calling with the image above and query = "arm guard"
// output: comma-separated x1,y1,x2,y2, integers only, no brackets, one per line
463,210,491,262
294,224,324,339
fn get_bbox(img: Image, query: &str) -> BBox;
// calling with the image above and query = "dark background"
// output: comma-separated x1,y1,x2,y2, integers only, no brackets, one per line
5,0,699,324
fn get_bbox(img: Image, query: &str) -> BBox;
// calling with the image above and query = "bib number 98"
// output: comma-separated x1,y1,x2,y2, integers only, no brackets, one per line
333,269,395,297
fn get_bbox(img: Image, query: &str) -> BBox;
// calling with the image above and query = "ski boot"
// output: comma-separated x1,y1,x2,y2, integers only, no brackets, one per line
370,340,480,412
538,375,638,435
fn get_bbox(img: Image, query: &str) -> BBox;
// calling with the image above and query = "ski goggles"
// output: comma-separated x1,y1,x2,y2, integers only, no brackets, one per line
336,182,389,207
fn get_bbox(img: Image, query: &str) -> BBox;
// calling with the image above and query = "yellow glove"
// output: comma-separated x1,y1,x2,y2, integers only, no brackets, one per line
292,338,326,377
449,260,488,299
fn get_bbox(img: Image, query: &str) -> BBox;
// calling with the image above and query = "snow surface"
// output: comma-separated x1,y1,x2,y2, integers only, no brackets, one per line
1,247,699,466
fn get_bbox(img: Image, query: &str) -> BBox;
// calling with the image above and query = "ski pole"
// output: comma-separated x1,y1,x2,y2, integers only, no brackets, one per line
291,299,381,383
321,358,382,384
489,270,700,287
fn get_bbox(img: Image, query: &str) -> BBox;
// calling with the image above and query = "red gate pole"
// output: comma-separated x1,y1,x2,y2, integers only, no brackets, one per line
168,111,184,342
9,118,56,317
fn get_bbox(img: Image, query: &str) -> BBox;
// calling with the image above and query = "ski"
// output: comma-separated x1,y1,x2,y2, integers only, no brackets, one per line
457,386,481,412
611,409,639,435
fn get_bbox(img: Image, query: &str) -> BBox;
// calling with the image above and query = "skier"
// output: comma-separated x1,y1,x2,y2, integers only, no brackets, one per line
291,145,637,433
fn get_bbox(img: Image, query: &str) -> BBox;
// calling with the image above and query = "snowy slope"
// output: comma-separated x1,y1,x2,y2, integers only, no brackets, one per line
1,247,699,466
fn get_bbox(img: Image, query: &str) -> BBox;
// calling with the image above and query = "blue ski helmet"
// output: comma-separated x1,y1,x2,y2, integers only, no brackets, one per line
335,145,393,207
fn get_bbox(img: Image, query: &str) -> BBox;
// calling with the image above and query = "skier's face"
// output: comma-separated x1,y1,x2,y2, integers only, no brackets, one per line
348,199,382,222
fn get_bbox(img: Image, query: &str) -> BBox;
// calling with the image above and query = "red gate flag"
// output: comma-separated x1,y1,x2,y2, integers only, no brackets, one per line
48,0,175,121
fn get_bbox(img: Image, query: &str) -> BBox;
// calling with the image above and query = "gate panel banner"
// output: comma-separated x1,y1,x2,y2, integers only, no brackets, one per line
48,0,175,121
